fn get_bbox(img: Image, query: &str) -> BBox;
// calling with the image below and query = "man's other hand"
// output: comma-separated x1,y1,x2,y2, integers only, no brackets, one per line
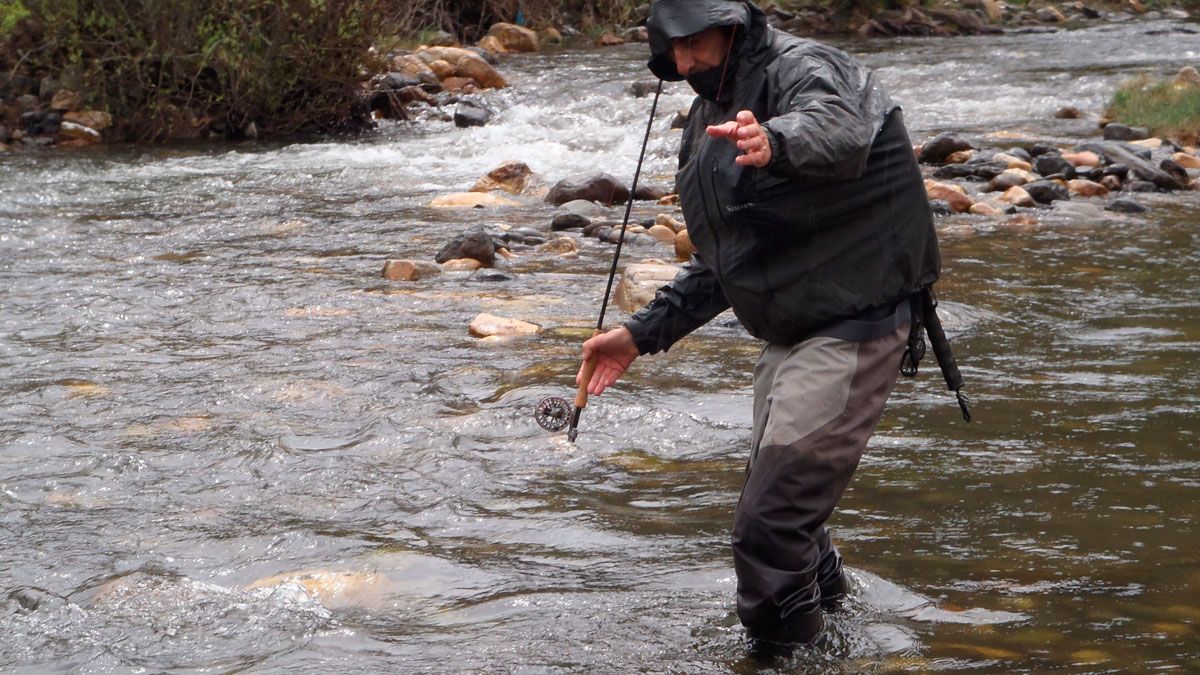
577,327,639,396
706,110,772,168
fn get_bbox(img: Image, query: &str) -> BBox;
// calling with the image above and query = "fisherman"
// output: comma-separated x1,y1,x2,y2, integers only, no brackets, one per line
576,0,952,654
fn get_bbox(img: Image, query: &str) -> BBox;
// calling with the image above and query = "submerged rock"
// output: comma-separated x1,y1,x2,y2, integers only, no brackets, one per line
1067,179,1108,197
469,313,540,337
1000,185,1036,207
1106,198,1147,213
453,100,491,127
539,237,579,255
614,263,680,313
382,259,442,281
442,258,484,271
435,228,496,265
429,192,517,208
546,173,630,206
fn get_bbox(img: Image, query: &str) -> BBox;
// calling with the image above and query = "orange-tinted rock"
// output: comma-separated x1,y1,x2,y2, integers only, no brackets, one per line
1062,151,1102,168
1100,175,1122,191
674,230,696,261
455,56,507,89
1067,179,1109,197
596,32,626,47
429,192,518,208
471,161,533,194
539,237,578,254
427,59,455,79
1172,152,1200,170
945,149,976,164
925,181,974,213
63,110,112,131
1000,186,1036,207
615,263,680,313
486,22,539,52
469,313,540,337
49,89,81,112
382,259,442,281
647,224,677,243
442,258,484,272
969,202,1002,216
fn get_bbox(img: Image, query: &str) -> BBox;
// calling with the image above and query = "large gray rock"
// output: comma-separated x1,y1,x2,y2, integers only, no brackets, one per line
546,173,630,206
1033,153,1076,178
435,228,496,265
1103,142,1185,190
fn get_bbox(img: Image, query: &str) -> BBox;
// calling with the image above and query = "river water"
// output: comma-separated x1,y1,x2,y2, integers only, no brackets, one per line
2,17,1199,673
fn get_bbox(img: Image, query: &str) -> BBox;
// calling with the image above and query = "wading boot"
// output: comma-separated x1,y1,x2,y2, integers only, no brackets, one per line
745,608,824,661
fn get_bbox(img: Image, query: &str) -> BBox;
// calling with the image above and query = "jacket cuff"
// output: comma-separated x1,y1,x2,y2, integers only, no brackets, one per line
763,125,785,174
622,317,662,356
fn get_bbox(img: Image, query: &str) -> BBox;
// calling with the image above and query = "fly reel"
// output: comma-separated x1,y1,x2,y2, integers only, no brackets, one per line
534,396,573,432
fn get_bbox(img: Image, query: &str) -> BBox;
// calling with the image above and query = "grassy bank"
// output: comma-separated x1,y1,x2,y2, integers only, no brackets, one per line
1108,76,1200,144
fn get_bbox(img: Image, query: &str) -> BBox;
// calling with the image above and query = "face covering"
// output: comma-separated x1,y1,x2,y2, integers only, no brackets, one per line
686,65,732,103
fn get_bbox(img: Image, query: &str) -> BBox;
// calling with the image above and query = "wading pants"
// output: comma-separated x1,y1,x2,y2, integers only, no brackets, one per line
733,323,908,644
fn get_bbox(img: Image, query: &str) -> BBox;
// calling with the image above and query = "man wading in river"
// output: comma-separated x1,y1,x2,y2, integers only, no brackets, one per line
576,0,951,654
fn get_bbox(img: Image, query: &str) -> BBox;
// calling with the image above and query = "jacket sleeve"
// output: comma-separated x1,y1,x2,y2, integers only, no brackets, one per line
760,53,877,182
622,254,731,355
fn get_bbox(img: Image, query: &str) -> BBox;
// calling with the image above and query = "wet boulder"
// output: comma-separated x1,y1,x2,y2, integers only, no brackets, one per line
630,81,658,98
969,202,1002,216
1036,6,1066,21
928,199,954,216
471,160,533,194
596,32,626,47
1055,106,1083,119
614,263,680,313
1034,153,1076,178
435,228,497,265
455,57,507,90
919,134,975,164
1004,147,1033,162
382,259,442,281
485,22,539,52
1023,180,1070,204
1106,198,1146,213
551,213,590,231
469,313,540,338
442,258,484,271
454,100,491,128
1100,175,1122,191
935,160,1006,180
1103,123,1150,142
944,149,976,164
546,173,630,206
655,213,685,233
1028,143,1058,158
646,224,676,243
633,184,669,201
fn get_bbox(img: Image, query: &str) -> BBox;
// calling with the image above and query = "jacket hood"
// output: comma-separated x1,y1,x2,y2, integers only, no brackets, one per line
646,0,758,82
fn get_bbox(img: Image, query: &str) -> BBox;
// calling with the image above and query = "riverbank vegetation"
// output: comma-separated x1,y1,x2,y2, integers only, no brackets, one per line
1108,75,1200,144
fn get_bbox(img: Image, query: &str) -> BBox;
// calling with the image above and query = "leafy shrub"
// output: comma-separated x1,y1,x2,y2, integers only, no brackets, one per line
1109,76,1200,144
3,0,390,141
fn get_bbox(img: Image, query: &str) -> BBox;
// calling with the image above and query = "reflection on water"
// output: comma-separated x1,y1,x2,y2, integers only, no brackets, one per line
2,18,1200,672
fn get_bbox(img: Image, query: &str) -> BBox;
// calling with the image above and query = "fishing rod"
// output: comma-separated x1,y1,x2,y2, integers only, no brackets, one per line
534,79,664,443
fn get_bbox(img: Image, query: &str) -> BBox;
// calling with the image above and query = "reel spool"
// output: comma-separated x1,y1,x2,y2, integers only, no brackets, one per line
534,396,572,432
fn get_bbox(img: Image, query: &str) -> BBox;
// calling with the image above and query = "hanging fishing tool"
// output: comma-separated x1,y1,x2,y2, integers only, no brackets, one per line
900,287,972,422
535,80,665,442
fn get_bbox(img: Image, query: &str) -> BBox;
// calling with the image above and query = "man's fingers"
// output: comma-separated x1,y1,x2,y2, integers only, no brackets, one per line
736,110,757,126
706,121,738,138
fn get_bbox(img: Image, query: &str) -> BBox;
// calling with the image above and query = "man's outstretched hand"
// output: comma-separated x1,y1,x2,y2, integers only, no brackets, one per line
577,327,639,396
706,110,772,168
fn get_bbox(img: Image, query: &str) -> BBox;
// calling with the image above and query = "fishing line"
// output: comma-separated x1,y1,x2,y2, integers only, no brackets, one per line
535,79,665,442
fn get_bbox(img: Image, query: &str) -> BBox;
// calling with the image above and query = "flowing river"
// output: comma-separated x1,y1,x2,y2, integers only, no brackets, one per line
2,17,1199,673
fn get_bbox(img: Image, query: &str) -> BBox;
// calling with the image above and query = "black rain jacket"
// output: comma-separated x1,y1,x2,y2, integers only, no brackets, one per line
624,0,941,353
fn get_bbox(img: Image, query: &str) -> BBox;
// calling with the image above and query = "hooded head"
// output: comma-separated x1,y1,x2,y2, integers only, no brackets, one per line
646,0,753,102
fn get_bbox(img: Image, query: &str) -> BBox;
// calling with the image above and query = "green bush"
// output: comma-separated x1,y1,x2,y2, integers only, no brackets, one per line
0,1,29,40
1109,77,1200,144
4,0,390,141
